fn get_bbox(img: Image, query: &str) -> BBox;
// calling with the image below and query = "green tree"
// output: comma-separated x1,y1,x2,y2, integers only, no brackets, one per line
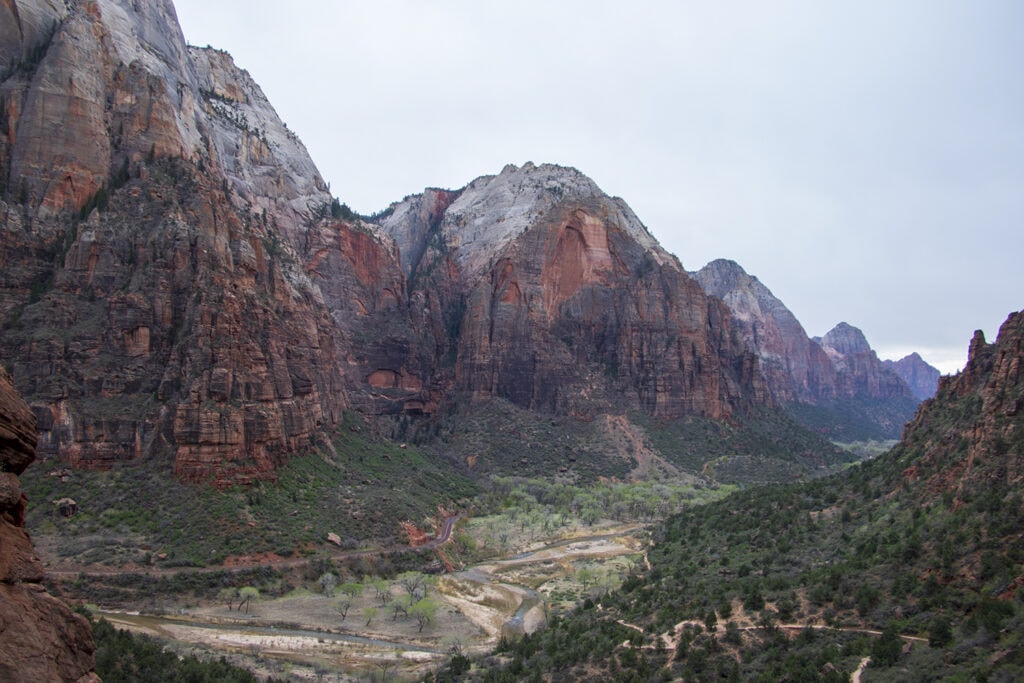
237,586,259,614
872,624,903,666
410,598,438,633
929,615,953,648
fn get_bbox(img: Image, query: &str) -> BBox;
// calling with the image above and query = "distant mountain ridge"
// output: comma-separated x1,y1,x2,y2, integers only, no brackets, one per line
693,259,932,439
884,352,941,400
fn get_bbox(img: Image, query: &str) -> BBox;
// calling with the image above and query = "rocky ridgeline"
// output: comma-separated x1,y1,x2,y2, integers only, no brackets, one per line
381,164,765,420
0,368,97,682
898,309,1024,498
884,352,941,401
693,259,936,437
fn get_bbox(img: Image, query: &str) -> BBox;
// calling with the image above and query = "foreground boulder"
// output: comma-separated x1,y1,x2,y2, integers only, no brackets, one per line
0,368,98,682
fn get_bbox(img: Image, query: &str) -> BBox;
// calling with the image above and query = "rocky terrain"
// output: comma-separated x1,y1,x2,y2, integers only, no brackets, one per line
0,367,97,682
894,310,1024,500
693,259,929,438
0,0,776,487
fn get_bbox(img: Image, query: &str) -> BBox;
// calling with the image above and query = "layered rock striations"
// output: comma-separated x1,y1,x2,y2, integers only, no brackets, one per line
382,164,766,421
0,1,846,485
816,322,913,400
0,368,98,682
0,0,400,484
693,259,922,438
692,259,834,403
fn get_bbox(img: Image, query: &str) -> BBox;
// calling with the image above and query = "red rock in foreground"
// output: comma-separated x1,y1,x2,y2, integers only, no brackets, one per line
0,368,98,682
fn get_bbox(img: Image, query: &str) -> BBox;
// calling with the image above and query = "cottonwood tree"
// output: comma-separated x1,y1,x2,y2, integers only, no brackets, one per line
391,594,412,621
217,587,237,610
410,598,438,633
238,586,259,614
397,571,427,600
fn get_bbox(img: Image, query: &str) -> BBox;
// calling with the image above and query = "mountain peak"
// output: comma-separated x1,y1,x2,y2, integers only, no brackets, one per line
884,352,941,400
820,322,872,356
383,162,664,280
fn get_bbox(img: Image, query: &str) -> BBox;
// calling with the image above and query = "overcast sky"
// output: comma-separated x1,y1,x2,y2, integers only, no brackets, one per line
172,1,1023,374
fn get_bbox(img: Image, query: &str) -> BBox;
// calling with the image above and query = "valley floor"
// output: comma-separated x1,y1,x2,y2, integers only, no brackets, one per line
73,521,646,681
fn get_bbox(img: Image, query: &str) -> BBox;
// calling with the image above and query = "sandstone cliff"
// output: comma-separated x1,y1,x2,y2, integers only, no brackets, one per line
692,258,834,403
0,367,98,682
816,322,913,401
382,164,766,421
0,0,414,484
0,0,834,485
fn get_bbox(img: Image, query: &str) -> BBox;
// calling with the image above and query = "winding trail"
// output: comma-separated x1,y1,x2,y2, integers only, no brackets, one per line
852,656,871,683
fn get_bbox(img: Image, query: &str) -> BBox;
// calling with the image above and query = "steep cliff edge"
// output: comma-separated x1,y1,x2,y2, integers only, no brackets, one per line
0,367,97,682
0,0,840,486
692,258,834,403
0,0,414,484
383,164,767,422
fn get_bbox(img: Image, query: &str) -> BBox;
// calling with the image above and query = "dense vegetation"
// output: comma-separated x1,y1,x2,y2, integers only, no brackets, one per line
636,407,859,482
23,412,478,567
467,357,1024,681
785,396,920,442
88,611,280,683
427,398,857,485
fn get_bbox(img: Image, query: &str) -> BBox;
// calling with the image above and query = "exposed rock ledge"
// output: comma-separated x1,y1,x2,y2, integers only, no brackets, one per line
0,368,98,682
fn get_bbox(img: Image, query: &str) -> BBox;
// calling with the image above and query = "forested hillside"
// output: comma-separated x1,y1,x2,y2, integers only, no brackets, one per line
472,312,1024,682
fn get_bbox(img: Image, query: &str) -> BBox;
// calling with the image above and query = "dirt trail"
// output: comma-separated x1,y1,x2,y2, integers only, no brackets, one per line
852,656,871,683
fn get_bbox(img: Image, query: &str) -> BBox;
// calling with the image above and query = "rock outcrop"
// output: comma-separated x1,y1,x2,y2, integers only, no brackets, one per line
816,322,913,401
691,259,834,403
0,368,98,682
693,259,919,438
884,352,940,401
896,309,1024,501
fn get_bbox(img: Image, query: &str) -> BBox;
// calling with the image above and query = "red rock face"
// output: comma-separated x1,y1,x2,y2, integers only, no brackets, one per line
0,2,770,487
694,260,918,406
899,310,1024,498
450,200,763,420
0,368,97,682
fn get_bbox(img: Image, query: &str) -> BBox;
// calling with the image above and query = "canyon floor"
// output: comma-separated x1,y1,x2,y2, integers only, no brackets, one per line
83,520,647,681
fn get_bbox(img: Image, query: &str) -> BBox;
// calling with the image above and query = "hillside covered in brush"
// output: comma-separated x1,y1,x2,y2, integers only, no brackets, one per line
477,310,1023,682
